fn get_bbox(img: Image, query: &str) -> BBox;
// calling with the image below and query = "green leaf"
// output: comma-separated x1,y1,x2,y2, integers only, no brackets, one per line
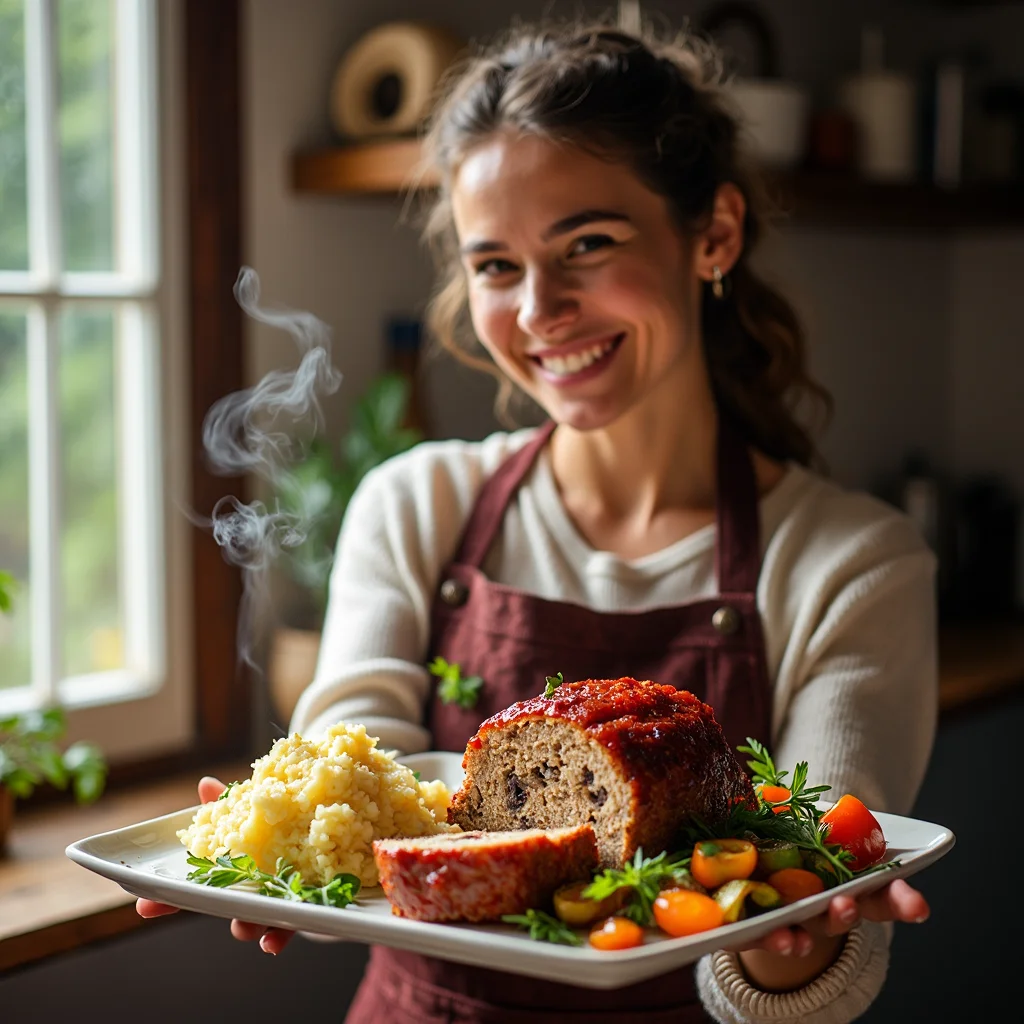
543,671,564,698
186,851,361,908
0,570,15,613
502,909,582,946
36,748,69,789
72,768,106,804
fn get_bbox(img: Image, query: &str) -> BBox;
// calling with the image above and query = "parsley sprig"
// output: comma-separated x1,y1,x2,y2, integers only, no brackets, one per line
502,908,582,945
582,848,691,925
543,671,564,698
428,657,484,710
186,853,361,908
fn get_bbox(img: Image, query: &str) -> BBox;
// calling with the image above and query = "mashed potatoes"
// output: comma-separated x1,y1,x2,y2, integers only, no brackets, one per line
177,723,455,888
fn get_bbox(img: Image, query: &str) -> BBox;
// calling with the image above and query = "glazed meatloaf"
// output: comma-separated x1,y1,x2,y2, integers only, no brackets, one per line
373,824,598,922
448,677,755,868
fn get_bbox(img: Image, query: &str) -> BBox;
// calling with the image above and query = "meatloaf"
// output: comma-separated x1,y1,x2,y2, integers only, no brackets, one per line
373,824,598,922
447,677,755,868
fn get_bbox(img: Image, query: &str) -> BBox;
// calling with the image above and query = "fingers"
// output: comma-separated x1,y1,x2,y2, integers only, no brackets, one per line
260,928,295,955
859,879,930,924
728,925,816,956
197,776,226,803
136,897,179,919
229,920,295,954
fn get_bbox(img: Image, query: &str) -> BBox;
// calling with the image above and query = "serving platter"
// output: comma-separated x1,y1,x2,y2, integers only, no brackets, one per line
66,751,955,989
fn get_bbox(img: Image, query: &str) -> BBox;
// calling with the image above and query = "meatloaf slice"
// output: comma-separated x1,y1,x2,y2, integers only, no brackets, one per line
373,824,598,922
448,677,755,868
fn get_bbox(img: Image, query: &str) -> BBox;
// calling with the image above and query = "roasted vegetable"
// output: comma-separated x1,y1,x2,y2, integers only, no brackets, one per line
553,880,627,927
690,838,757,890
653,888,725,937
821,794,887,872
767,867,825,904
589,915,645,950
755,839,802,876
713,879,782,923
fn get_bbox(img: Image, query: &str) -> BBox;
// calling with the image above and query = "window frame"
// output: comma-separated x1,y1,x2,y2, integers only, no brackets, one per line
5,0,249,793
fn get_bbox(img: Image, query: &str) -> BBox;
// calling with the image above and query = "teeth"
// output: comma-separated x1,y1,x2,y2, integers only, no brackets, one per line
539,337,616,376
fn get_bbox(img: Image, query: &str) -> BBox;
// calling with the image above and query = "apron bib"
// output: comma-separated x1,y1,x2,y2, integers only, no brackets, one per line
346,418,773,1023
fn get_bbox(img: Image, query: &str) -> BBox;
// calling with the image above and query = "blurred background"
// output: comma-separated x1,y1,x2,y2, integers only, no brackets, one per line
0,0,1021,1020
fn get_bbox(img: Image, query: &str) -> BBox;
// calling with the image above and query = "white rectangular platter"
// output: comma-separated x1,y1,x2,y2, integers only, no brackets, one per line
66,751,955,990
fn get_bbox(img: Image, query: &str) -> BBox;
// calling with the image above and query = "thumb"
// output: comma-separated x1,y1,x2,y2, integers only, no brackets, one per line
198,776,227,803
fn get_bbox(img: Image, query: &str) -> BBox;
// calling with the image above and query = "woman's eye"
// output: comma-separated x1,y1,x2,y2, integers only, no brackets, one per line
474,258,518,277
569,234,615,257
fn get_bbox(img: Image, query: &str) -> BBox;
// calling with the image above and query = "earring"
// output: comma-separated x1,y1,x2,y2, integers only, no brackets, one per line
711,265,726,300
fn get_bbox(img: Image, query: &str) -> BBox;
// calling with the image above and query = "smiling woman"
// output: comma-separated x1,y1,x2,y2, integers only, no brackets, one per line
152,18,938,1024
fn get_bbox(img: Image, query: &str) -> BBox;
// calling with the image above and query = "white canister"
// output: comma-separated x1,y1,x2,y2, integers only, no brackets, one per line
839,28,918,181
727,79,810,168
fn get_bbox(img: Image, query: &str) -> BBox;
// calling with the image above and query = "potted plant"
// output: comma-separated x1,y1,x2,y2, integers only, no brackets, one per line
267,373,423,721
0,572,109,852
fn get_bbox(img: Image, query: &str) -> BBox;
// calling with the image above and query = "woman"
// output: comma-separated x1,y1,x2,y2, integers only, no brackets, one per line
140,21,936,1023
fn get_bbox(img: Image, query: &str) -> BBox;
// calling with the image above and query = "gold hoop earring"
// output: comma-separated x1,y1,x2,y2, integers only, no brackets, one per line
711,265,726,300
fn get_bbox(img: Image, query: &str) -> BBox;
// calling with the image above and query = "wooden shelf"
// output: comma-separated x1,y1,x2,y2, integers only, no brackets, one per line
291,138,1024,231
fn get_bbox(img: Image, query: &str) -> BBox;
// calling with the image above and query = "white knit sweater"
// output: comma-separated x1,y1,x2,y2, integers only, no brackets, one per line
291,428,938,1024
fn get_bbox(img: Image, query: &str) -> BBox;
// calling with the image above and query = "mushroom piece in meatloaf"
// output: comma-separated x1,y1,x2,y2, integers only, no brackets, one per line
447,677,755,868
373,825,598,922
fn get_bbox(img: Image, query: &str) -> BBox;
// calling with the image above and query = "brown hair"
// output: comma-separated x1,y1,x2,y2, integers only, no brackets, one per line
418,20,832,467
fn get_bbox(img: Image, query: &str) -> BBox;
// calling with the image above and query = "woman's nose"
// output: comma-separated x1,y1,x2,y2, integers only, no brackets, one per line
516,269,579,338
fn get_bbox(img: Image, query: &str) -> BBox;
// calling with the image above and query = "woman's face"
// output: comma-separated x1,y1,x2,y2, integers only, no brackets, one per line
450,132,705,432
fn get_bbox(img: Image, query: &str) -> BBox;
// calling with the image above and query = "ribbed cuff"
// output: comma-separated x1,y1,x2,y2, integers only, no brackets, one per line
696,922,891,1024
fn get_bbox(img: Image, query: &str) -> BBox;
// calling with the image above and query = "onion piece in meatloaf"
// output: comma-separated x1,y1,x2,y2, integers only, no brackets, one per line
447,678,756,868
373,825,598,922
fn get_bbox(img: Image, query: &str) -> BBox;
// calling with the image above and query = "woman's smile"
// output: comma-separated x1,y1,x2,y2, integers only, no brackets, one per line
527,332,626,385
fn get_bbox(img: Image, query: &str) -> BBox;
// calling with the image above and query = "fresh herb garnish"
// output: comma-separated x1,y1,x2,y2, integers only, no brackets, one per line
429,657,484,710
186,853,361,908
543,671,564,698
502,908,582,945
412,771,421,782
582,848,691,926
686,738,878,886
217,781,239,801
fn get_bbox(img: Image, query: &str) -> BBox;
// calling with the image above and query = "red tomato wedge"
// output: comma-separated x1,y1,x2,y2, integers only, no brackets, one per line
821,794,886,871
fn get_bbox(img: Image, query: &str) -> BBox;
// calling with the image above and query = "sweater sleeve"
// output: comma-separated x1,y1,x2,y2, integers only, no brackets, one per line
696,509,938,1024
288,434,524,752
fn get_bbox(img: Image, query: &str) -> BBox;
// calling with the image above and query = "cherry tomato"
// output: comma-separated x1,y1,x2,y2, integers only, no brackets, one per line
821,794,886,871
653,888,725,937
767,868,825,904
690,838,758,889
588,915,645,950
759,783,791,813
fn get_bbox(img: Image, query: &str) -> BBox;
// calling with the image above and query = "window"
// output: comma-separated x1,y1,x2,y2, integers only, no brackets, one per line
0,0,192,761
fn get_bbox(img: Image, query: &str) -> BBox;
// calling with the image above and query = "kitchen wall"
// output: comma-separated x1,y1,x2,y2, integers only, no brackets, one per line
243,0,1022,560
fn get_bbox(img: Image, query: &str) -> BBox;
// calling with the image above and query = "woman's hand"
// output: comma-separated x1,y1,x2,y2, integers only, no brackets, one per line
134,776,296,955
731,879,929,992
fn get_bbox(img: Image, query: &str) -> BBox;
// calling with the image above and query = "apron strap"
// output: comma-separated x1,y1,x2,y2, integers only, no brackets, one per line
454,417,761,596
454,421,557,569
715,415,762,595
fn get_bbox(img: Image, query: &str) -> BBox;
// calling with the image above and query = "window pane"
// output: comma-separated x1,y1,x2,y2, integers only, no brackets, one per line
0,0,29,272
0,309,31,690
60,306,122,677
58,0,115,273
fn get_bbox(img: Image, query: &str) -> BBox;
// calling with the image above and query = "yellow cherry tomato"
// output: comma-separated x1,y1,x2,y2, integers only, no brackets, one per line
653,888,725,937
690,838,758,890
588,915,645,951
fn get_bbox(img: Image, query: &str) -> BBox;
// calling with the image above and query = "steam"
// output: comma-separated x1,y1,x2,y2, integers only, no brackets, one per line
199,267,343,673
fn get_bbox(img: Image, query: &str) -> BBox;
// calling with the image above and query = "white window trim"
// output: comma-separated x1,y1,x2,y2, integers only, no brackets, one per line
0,0,193,762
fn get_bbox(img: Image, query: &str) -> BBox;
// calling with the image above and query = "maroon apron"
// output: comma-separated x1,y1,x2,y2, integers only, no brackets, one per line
345,418,773,1023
